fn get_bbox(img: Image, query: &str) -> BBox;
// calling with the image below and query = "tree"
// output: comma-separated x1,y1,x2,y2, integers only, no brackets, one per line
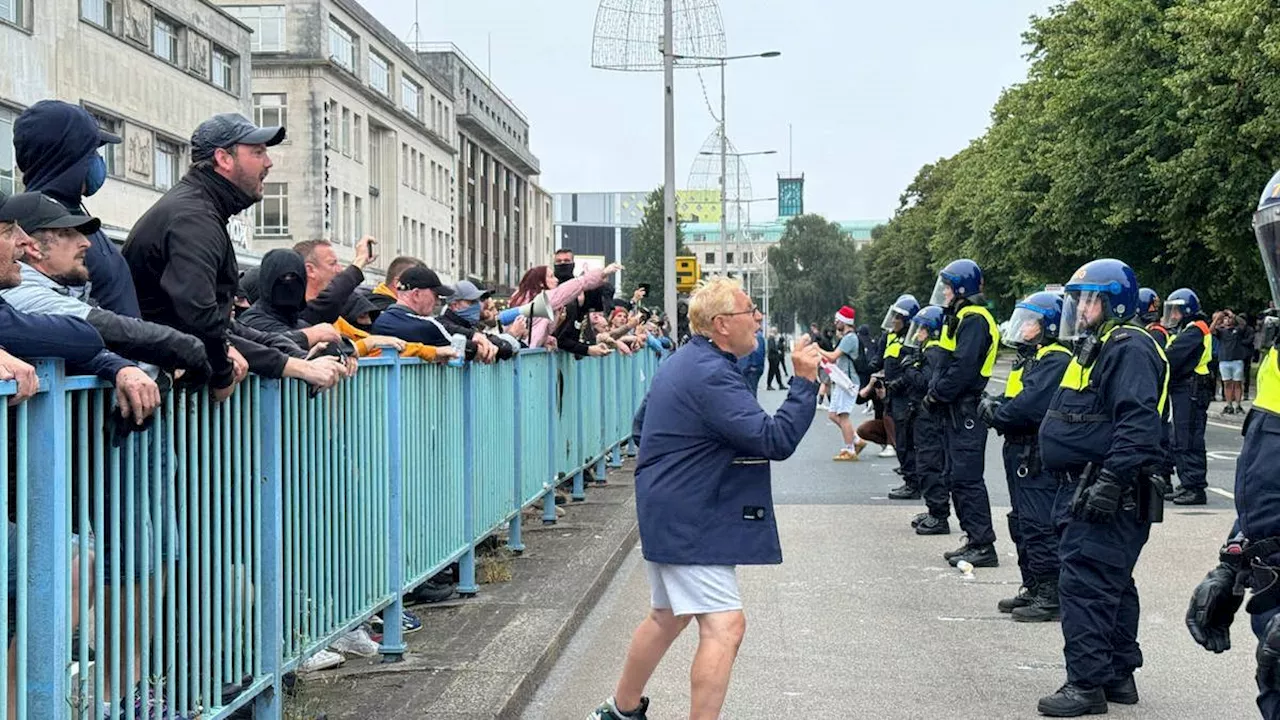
768,214,860,328
622,186,689,303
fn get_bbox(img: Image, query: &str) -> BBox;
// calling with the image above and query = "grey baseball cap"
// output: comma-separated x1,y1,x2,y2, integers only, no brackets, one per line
190,113,285,163
452,280,492,302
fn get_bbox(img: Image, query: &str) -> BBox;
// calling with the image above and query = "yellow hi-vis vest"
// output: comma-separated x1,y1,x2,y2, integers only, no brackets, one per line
884,332,903,360
1256,347,1280,415
1059,325,1170,414
938,305,999,378
1005,343,1071,399
1171,319,1212,376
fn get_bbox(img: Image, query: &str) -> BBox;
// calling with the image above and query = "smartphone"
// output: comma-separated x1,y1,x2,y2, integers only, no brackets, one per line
638,283,651,296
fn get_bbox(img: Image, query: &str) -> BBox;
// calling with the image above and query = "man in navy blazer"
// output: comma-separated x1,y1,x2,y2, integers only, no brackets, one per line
591,278,821,720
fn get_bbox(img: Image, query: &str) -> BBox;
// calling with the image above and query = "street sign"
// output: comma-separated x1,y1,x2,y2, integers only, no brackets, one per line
676,256,700,293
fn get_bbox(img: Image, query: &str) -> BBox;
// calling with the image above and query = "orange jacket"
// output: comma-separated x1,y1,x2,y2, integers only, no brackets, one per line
334,317,442,362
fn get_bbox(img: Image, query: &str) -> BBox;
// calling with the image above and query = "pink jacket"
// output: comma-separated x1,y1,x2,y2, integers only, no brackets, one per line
515,268,608,348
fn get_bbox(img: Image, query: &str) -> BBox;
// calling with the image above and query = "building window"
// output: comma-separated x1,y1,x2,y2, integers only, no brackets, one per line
353,115,362,162
212,46,236,92
255,182,289,236
417,153,424,195
341,192,351,245
726,252,735,265
340,107,350,156
0,108,17,196
0,0,23,26
328,18,355,72
81,0,113,29
253,93,286,131
326,101,338,149
400,144,408,186
704,252,714,265
329,186,340,236
354,196,362,236
369,50,390,96
154,139,180,191
400,77,421,119
153,15,180,63
90,112,123,177
224,6,284,52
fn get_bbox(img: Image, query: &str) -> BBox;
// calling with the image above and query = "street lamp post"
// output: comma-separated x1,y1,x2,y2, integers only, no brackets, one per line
678,50,780,276
662,0,677,326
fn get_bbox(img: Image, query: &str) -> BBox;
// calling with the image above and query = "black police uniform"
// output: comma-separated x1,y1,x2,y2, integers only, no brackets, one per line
1166,317,1213,494
1240,348,1280,718
906,340,951,522
1039,324,1168,693
993,343,1072,591
931,301,998,550
882,332,918,495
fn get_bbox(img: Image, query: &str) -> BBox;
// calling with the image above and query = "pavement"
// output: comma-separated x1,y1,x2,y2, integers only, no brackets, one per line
294,363,1261,720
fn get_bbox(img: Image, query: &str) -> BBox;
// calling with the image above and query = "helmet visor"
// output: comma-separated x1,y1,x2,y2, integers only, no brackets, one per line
903,318,932,348
1161,299,1188,330
928,276,950,307
1256,205,1280,309
881,306,908,333
1060,290,1110,341
1001,306,1046,348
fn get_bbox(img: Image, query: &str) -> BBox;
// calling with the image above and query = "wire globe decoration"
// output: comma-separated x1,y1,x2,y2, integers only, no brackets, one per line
591,0,727,72
686,126,753,229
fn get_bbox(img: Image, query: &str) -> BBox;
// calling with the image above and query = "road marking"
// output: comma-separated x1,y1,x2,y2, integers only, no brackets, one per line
1208,420,1241,431
1208,487,1235,500
1207,451,1240,461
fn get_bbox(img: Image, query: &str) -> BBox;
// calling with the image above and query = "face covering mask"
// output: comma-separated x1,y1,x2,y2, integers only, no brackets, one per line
554,263,575,283
457,303,482,324
85,154,107,197
270,274,307,311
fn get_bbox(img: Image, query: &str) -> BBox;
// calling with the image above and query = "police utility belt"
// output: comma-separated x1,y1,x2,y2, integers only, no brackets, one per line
1053,462,1166,524
1004,432,1041,479
1222,537,1280,615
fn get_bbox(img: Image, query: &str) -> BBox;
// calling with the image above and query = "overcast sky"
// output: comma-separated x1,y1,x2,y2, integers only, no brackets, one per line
362,0,1057,222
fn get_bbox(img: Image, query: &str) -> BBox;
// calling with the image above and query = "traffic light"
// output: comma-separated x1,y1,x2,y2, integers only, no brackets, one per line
676,256,700,293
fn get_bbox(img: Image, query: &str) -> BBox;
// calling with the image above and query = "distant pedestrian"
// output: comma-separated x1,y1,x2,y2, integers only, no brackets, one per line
819,306,867,460
766,328,788,390
590,278,820,720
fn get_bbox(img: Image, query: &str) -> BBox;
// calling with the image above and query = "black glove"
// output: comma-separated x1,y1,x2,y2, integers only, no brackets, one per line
1260,613,1280,691
1075,467,1126,523
977,395,1003,428
1186,563,1243,653
922,392,941,413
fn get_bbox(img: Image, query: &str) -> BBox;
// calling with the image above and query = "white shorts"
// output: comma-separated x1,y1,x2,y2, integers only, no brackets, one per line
646,562,742,616
828,385,858,415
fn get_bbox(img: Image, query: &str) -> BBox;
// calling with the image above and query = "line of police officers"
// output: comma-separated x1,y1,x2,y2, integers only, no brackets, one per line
869,170,1280,717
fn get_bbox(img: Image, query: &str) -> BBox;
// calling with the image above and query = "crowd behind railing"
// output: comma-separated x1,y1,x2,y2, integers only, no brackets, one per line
0,101,673,720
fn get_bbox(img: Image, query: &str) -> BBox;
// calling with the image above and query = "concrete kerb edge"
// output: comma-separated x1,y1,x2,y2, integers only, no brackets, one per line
496,509,642,719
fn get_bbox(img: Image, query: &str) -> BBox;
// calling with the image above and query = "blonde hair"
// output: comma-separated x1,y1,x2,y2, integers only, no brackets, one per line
689,276,743,336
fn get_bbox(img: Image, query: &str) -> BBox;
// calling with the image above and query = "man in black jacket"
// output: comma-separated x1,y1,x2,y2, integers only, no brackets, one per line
123,113,284,401
294,237,376,326
14,100,140,318
0,193,210,382
238,248,346,349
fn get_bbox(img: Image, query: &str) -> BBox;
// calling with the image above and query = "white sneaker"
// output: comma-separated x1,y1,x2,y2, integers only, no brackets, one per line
877,446,897,458
298,648,345,672
330,627,379,658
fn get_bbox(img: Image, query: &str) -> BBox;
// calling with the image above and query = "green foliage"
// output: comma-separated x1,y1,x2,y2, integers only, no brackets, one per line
768,214,861,328
864,0,1280,317
622,187,689,302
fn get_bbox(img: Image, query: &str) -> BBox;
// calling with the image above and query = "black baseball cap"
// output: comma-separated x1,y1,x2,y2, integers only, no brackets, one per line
191,113,286,163
396,266,455,296
0,192,100,235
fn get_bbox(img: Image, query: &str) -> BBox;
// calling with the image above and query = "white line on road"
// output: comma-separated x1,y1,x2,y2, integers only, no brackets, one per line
1208,487,1236,500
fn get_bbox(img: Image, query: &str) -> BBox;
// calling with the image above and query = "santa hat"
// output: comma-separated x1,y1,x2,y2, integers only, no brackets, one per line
835,306,856,326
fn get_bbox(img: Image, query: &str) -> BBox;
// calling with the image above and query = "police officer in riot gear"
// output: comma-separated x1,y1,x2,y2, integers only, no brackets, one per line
1035,259,1169,717
925,260,1000,567
1164,287,1213,506
978,291,1072,622
881,294,922,500
897,305,951,534
1185,169,1280,720
1139,288,1170,347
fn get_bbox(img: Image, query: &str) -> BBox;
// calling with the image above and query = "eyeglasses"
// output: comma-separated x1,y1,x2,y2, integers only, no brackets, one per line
716,305,762,319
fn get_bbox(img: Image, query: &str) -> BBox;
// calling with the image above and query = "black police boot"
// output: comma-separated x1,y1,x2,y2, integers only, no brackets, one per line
915,515,950,535
1102,674,1138,705
888,483,921,500
1012,578,1060,622
1172,488,1207,505
948,543,998,568
997,583,1035,614
1036,683,1108,717
910,512,930,529
1162,484,1176,500
942,540,969,561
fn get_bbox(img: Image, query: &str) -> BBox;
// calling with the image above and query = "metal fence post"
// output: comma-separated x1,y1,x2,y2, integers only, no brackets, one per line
255,378,284,719
458,364,479,597
543,356,558,525
25,360,69,720
508,355,525,553
381,355,406,660
571,359,586,502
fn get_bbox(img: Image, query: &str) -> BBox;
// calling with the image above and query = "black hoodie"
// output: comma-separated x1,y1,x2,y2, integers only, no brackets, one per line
239,249,308,335
14,100,140,318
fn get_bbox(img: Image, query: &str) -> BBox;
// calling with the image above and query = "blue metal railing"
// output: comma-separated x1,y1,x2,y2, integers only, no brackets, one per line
7,348,659,719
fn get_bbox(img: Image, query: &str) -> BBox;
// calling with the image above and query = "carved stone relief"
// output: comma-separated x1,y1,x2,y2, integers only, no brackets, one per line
122,0,151,46
126,125,153,181
188,32,210,79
